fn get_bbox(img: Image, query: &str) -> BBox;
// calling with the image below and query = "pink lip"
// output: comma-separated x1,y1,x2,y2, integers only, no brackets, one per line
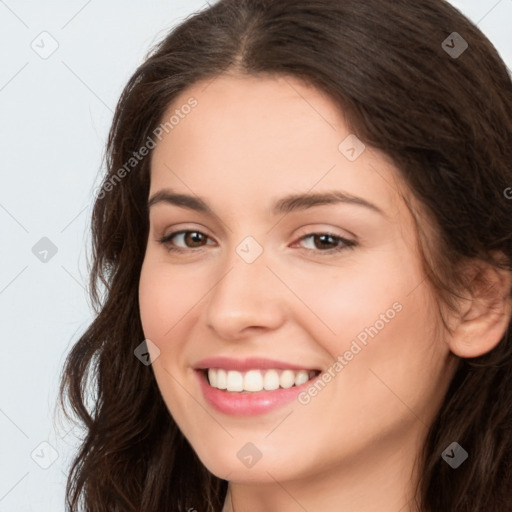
193,356,318,372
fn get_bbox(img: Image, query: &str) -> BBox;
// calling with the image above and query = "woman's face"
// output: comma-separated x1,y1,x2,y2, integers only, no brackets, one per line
139,74,458,485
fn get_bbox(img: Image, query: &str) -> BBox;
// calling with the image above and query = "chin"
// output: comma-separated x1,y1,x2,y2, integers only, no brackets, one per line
193,442,310,483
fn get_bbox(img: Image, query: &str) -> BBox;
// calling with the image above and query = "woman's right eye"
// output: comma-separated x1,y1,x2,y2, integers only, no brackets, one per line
157,230,214,253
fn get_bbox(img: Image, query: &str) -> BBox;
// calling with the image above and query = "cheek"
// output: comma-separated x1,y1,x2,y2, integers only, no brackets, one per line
316,273,446,432
138,257,203,340
290,248,443,394
138,258,202,427
289,254,410,347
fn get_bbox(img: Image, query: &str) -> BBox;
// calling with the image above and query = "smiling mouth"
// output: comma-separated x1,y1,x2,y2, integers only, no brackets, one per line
203,368,321,393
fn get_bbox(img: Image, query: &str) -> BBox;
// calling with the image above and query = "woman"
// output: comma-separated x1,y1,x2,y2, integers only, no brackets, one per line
58,0,512,510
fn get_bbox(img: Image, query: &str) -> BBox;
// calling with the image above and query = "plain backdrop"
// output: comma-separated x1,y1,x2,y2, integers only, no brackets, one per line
1,1,511,510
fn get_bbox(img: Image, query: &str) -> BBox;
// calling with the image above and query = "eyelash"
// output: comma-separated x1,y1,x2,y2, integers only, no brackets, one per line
156,230,357,255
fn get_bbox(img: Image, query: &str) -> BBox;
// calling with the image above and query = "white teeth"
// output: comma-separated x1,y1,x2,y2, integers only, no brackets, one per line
294,370,309,386
208,368,217,388
206,368,317,392
244,370,263,392
263,369,280,390
226,370,244,392
216,369,227,390
280,369,295,389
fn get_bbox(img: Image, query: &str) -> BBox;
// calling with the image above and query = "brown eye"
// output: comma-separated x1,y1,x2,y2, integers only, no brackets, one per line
295,233,356,253
158,230,213,252
181,231,208,248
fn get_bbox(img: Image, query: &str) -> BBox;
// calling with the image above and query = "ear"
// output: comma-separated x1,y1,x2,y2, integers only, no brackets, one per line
446,255,512,358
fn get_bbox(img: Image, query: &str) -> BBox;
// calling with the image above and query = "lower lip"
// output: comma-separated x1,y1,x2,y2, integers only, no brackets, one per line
196,370,318,416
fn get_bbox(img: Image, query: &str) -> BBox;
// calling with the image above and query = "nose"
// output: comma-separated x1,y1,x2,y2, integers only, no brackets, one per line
202,245,288,340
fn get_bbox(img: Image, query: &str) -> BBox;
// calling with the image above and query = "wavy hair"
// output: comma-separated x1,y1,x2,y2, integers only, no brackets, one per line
58,0,512,510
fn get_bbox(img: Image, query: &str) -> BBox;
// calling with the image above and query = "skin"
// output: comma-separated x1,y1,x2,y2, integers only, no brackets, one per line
138,73,489,511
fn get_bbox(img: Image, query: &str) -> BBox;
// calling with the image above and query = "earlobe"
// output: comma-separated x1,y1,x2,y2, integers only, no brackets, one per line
446,259,512,359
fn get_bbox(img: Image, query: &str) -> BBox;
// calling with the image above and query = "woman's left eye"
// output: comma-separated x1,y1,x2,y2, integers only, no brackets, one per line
293,233,356,253
157,230,356,254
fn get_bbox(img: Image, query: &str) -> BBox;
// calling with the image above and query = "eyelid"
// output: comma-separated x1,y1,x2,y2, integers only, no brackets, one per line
157,222,214,242
294,224,355,241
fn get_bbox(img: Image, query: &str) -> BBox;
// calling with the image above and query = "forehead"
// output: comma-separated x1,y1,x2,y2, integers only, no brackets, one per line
149,74,402,219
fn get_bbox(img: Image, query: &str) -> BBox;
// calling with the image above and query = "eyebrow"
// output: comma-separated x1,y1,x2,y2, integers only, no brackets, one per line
147,188,386,217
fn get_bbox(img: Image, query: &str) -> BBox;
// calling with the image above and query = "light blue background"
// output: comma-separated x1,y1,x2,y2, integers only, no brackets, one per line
1,1,511,510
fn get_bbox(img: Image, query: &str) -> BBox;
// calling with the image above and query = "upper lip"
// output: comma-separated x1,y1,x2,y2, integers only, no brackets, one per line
193,356,320,372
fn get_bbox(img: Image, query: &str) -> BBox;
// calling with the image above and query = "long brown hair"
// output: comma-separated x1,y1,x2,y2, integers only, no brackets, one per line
57,0,512,510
